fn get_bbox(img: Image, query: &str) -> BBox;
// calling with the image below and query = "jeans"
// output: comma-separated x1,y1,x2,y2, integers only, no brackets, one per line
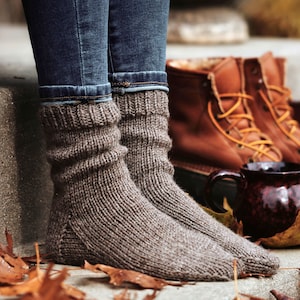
22,0,170,104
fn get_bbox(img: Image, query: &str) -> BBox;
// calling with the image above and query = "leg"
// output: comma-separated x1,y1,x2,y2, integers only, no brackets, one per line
22,0,239,281
110,0,280,275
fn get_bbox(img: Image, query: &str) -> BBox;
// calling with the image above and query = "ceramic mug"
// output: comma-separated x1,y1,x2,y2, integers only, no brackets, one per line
205,161,300,238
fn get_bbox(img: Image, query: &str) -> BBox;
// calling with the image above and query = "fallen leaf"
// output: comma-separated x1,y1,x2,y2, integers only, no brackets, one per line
113,286,158,300
201,198,244,235
0,229,14,256
20,265,85,300
0,255,29,284
270,289,296,300
258,211,300,248
0,264,85,299
0,266,43,296
84,261,185,290
0,241,85,300
113,289,135,300
0,230,29,284
143,290,158,300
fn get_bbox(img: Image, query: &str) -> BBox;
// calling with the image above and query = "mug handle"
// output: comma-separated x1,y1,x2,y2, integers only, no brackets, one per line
204,169,247,213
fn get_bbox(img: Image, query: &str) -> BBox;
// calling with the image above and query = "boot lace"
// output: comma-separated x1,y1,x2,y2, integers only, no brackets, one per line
258,85,300,147
208,92,281,162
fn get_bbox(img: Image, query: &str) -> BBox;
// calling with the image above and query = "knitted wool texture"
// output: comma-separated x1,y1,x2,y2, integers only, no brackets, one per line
41,100,241,281
114,90,280,275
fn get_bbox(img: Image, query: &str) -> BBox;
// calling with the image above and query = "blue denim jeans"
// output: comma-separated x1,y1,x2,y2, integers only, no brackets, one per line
22,0,170,104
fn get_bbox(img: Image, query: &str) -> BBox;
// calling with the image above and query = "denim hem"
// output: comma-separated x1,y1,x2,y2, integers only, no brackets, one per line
41,94,112,105
39,83,111,98
39,83,112,105
109,71,169,94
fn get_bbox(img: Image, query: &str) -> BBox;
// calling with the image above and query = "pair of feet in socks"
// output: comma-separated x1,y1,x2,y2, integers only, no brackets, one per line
43,91,279,281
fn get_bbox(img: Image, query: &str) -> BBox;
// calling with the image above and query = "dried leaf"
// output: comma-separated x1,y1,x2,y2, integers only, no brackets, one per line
29,264,85,300
0,268,43,296
201,198,243,234
0,240,85,300
113,289,135,300
270,289,296,300
0,255,28,283
258,211,300,248
84,261,185,290
0,229,14,256
143,290,158,300
0,264,85,299
0,231,29,284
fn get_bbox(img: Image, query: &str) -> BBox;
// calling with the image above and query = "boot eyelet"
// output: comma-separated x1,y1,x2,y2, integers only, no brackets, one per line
256,78,264,90
248,157,254,163
237,144,244,149
251,67,258,75
202,81,209,88
226,130,230,135
263,105,269,112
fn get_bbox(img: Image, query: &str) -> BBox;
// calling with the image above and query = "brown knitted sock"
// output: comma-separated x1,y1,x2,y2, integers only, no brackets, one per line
114,90,280,276
41,100,241,281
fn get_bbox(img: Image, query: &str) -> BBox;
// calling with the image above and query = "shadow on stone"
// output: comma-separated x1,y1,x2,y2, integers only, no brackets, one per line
0,72,53,255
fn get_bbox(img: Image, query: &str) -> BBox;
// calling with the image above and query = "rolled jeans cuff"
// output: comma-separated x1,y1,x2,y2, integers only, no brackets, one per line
39,83,112,105
109,71,169,94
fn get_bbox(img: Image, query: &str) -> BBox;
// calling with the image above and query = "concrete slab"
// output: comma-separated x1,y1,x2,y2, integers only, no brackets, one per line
0,249,298,300
61,249,300,300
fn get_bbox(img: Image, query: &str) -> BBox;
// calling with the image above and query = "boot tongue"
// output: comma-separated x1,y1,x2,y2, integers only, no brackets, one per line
211,57,245,115
212,57,242,94
211,57,255,141
260,52,282,86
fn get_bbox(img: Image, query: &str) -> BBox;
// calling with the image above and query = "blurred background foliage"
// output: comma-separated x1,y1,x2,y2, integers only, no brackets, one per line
1,0,300,38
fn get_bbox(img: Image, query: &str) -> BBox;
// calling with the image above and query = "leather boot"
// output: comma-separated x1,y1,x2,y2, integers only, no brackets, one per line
166,56,282,174
244,51,300,163
166,57,282,207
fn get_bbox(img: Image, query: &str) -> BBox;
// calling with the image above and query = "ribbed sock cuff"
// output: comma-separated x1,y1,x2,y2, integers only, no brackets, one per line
40,101,120,131
114,90,169,118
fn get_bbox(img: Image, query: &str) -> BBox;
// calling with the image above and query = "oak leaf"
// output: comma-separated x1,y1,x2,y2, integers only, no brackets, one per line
201,198,244,235
20,264,85,300
0,264,85,299
0,239,85,300
258,211,300,248
84,261,185,290
0,229,14,256
113,289,134,300
0,230,29,284
0,255,29,284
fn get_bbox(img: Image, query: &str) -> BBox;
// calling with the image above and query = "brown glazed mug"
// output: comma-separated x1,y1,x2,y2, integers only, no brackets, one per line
205,162,300,239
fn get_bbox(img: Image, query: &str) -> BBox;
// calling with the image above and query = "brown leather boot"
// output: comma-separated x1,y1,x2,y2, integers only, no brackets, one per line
166,56,282,175
244,51,300,163
167,57,282,206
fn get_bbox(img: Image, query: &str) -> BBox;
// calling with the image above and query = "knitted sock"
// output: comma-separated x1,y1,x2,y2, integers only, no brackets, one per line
114,91,280,275
41,100,241,281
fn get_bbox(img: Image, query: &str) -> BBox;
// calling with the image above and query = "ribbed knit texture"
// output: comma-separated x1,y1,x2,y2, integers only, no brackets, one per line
114,91,280,275
41,100,241,281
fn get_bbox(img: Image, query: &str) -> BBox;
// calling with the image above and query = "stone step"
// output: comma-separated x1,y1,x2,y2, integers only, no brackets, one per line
0,24,52,252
